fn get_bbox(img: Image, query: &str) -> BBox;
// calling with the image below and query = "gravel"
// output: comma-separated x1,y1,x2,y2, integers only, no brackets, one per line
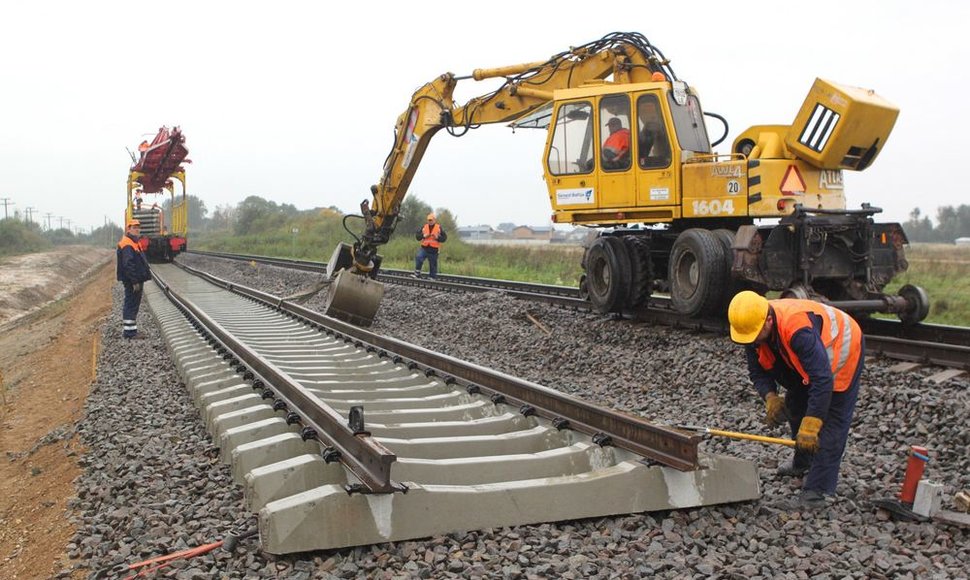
63,254,969,579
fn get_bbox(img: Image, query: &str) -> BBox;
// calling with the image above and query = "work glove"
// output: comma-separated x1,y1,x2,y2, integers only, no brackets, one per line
132,283,142,293
764,392,789,427
795,416,823,454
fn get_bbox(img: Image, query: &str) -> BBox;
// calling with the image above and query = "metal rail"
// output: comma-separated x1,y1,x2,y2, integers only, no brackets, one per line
177,261,703,470
183,250,970,371
151,269,401,492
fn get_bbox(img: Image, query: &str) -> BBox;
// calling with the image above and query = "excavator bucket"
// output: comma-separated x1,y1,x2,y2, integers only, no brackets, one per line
323,243,385,326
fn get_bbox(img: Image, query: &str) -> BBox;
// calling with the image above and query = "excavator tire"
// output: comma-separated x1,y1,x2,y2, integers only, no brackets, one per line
584,236,631,314
669,228,727,317
712,229,745,311
623,236,653,309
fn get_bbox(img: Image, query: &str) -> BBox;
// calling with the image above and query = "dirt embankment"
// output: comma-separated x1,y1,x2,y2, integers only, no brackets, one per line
0,247,113,329
0,246,115,579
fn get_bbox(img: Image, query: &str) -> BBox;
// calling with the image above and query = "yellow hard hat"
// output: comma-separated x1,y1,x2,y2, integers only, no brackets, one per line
728,291,770,344
427,213,436,221
126,219,141,228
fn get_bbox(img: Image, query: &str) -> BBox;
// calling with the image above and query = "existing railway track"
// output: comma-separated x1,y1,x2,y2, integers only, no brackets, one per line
185,250,970,377
145,262,759,553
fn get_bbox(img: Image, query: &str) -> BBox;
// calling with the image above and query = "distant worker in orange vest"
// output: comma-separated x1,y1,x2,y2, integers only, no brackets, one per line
116,219,153,339
414,212,447,279
728,291,865,510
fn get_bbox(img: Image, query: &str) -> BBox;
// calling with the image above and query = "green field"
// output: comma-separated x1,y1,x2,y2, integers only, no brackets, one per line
883,244,970,326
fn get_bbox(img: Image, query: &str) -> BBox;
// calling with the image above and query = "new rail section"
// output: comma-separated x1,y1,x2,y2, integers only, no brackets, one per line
145,262,760,553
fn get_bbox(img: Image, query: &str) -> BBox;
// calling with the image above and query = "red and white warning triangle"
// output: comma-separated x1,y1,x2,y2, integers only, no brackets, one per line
780,165,806,195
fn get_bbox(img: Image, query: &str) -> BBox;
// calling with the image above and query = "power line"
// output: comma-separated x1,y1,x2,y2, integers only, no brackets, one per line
24,207,36,224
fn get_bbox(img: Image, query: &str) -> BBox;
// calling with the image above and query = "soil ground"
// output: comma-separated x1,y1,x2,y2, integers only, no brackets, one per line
0,247,114,579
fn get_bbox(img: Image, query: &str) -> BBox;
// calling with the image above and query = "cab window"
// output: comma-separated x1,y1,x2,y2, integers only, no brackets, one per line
599,95,632,171
667,92,712,154
637,94,672,169
547,102,594,175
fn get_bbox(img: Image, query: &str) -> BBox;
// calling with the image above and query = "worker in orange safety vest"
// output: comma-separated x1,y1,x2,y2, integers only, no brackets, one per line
116,219,153,339
413,212,447,279
728,291,865,510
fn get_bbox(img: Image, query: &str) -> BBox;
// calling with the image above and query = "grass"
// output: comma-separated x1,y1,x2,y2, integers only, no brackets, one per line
378,237,585,286
883,243,970,326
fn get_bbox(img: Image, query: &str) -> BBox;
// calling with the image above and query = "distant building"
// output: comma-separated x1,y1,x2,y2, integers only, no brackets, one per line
457,225,495,240
956,237,970,246
511,225,553,240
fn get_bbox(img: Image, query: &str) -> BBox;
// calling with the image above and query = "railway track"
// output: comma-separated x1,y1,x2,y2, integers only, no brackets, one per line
185,250,970,378
145,262,760,553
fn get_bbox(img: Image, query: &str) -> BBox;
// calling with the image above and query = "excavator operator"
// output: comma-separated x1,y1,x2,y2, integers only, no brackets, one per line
601,117,631,169
728,291,865,510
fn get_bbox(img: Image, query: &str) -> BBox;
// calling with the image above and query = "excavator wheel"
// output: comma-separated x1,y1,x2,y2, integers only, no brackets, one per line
623,236,653,309
712,229,745,311
584,236,631,314
669,229,727,317
578,274,590,301
897,284,930,325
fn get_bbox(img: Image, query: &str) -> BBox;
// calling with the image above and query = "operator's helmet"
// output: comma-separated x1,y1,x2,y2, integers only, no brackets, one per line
427,213,436,221
126,219,141,228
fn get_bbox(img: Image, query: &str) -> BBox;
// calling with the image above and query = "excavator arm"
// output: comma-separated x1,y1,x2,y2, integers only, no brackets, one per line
349,32,675,271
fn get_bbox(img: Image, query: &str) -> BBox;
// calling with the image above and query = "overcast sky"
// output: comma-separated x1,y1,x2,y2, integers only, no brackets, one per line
1,0,967,235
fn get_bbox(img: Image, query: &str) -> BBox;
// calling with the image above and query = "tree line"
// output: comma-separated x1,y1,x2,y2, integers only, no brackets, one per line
0,218,123,257
903,205,970,243
178,195,458,239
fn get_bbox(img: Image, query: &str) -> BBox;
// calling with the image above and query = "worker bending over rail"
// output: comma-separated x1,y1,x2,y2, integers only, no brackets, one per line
728,291,865,510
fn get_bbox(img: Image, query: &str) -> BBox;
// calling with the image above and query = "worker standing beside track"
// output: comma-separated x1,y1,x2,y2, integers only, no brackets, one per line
117,219,153,340
414,212,447,279
727,291,865,510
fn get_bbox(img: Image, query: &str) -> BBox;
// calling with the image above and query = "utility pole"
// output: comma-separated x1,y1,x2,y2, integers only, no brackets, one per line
45,213,54,230
66,219,72,232
0,198,13,219
58,216,64,229
25,207,36,224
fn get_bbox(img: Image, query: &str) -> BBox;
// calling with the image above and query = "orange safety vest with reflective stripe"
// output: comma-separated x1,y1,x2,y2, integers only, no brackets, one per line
756,299,862,392
421,223,442,249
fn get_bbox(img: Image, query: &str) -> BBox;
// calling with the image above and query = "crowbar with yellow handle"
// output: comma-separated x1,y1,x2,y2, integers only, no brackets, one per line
674,424,795,447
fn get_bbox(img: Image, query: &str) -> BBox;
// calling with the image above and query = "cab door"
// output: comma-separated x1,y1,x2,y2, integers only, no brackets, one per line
633,92,677,211
596,94,636,209
545,100,598,212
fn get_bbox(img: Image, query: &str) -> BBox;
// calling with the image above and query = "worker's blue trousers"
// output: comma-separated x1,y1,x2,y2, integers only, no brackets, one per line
415,247,439,278
784,337,865,495
122,283,142,338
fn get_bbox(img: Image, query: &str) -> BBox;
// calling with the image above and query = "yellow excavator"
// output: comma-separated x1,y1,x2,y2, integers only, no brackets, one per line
325,31,928,327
